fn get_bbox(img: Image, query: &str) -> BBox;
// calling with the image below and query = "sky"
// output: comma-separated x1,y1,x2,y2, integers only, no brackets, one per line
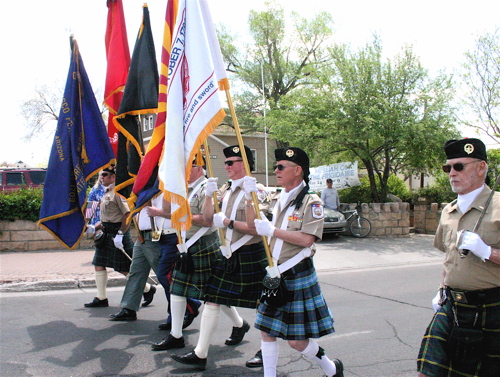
1,0,499,166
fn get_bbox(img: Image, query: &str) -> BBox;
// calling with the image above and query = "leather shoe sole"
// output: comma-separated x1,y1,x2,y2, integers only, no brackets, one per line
142,285,156,307
109,308,137,321
171,351,207,370
245,349,263,368
151,334,185,351
225,319,250,345
333,358,344,377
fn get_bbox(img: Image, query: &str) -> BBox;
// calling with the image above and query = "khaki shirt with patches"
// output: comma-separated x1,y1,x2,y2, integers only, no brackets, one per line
218,181,269,246
266,188,324,265
434,186,500,290
100,184,130,223
186,176,217,240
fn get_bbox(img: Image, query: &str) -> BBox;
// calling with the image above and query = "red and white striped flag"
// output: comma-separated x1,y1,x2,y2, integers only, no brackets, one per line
85,201,100,220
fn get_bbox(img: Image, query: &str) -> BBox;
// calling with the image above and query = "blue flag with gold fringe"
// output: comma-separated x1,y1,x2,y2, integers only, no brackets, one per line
38,37,115,249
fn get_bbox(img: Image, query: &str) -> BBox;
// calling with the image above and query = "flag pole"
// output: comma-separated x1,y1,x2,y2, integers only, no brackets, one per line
203,140,228,250
223,89,274,267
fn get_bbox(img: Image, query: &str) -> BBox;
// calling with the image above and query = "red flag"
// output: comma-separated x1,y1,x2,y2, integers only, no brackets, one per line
104,0,130,156
130,0,178,209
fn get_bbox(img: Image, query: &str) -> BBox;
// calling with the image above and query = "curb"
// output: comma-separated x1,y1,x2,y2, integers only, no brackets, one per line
0,277,127,293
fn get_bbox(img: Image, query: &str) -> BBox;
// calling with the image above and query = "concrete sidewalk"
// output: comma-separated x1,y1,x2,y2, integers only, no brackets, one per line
0,233,442,293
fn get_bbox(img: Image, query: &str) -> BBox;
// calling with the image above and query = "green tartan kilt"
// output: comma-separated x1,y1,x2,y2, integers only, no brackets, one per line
170,232,221,300
417,297,500,377
204,242,267,309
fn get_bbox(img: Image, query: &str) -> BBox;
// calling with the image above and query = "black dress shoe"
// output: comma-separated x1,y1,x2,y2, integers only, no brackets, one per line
333,358,344,377
225,319,250,345
109,308,137,321
245,349,263,368
151,334,185,351
182,309,199,329
171,351,207,370
158,322,171,331
142,285,156,307
84,297,109,307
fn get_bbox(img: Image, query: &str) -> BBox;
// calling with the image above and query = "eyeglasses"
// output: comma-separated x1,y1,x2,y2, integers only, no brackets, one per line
273,164,289,171
224,159,243,166
442,160,481,173
100,172,110,177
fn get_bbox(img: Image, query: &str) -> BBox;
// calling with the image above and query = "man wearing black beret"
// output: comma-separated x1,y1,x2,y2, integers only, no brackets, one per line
417,138,500,377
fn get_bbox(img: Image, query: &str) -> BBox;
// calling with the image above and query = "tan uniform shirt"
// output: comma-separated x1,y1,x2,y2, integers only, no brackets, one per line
186,176,216,240
434,186,500,290
218,181,268,246
267,185,324,264
100,184,130,223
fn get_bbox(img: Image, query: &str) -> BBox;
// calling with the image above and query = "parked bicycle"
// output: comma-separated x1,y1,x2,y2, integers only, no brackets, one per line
342,208,372,238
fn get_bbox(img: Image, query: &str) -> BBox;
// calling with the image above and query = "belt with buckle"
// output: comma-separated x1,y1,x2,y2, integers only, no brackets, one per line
447,286,500,305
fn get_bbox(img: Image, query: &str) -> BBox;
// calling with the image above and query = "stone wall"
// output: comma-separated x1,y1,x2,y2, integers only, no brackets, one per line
0,220,94,252
353,202,411,237
413,203,446,234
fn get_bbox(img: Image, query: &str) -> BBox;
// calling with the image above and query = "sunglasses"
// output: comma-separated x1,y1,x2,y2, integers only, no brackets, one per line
100,172,110,177
224,159,243,166
442,160,481,173
273,164,290,171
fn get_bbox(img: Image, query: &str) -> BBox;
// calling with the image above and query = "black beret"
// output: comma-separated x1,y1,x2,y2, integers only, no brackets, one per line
102,165,116,174
223,145,254,171
444,138,487,162
275,147,310,182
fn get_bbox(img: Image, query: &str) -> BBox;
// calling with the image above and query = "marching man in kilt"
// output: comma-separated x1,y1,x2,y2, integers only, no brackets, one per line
250,147,344,377
171,145,269,370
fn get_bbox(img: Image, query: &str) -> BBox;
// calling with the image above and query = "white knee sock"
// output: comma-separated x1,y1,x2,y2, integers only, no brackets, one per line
170,294,187,339
261,340,279,377
220,305,243,328
143,282,151,293
300,339,336,377
95,270,108,300
194,304,220,359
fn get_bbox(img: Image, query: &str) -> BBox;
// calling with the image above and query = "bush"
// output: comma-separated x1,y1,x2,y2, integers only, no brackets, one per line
339,174,410,204
0,188,43,222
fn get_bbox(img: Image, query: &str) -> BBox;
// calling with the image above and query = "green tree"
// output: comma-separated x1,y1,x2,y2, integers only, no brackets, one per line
460,27,500,143
487,148,500,185
217,0,334,133
270,38,459,202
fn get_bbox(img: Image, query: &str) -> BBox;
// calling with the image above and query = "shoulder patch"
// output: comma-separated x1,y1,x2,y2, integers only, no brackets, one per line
311,203,324,219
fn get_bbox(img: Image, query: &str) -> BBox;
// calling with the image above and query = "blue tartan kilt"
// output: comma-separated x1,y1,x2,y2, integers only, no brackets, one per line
170,232,221,300
204,242,267,309
92,223,133,272
255,259,335,340
417,296,500,377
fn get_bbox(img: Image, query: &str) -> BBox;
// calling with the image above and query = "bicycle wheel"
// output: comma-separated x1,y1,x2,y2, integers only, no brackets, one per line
349,216,371,238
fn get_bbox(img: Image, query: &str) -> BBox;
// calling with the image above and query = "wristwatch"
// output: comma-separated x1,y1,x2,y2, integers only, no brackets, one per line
228,220,235,229
117,230,124,235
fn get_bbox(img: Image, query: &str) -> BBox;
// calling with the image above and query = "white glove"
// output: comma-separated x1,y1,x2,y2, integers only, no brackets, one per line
458,230,492,261
432,290,445,312
113,234,124,249
204,177,218,197
213,212,228,228
254,217,276,238
266,264,280,278
85,225,95,235
242,176,257,200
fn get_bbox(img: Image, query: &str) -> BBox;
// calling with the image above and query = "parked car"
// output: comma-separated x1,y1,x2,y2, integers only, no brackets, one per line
322,207,347,234
0,168,47,192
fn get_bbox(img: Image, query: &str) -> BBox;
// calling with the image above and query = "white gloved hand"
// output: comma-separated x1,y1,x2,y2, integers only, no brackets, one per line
458,230,492,261
432,290,444,312
204,177,218,197
254,217,276,238
85,225,95,235
213,212,228,228
242,176,257,200
113,234,124,249
266,264,280,279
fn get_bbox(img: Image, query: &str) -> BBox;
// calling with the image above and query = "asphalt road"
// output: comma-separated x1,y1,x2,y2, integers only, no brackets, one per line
0,234,443,377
